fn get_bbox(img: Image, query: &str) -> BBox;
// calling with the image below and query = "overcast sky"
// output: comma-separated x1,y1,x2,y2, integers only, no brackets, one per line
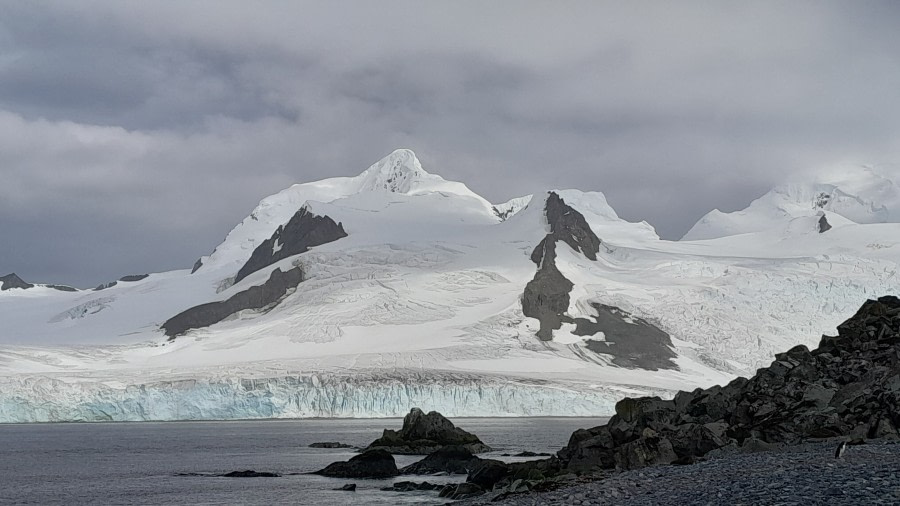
2,1,900,288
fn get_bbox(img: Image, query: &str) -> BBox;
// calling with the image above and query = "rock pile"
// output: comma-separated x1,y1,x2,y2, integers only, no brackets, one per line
559,295,900,471
366,407,492,454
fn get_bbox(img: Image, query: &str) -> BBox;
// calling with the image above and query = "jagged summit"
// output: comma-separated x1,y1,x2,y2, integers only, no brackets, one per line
356,148,429,193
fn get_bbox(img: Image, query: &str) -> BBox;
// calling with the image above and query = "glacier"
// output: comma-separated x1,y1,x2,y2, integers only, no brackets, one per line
0,370,668,423
2,149,900,423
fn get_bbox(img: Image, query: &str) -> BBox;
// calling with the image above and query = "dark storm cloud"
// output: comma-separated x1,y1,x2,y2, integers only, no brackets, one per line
1,1,899,287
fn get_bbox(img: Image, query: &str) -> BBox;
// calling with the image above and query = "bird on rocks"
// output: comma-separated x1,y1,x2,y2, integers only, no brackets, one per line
834,440,848,459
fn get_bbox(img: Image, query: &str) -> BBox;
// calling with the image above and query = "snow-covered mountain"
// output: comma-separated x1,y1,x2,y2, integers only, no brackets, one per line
1,150,899,423
682,166,900,240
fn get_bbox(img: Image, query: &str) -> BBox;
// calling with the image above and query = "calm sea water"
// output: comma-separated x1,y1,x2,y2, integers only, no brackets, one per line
0,417,607,505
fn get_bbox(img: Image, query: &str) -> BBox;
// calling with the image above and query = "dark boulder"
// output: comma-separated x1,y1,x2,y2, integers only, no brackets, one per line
313,449,399,479
366,408,492,454
466,459,510,490
333,483,356,491
439,482,484,500
399,445,481,474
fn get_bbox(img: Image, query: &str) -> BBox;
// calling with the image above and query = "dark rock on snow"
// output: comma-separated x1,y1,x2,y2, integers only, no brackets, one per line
367,407,492,455
519,194,677,370
46,284,78,292
191,258,203,274
162,266,303,339
234,208,347,284
0,273,34,291
119,274,149,282
333,483,356,491
94,281,117,291
313,449,399,479
818,213,832,233
309,442,354,449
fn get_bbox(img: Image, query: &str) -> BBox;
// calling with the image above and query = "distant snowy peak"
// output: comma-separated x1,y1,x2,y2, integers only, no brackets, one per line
682,166,900,241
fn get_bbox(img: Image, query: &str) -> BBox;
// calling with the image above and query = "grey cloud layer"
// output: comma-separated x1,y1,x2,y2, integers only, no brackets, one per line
1,1,899,287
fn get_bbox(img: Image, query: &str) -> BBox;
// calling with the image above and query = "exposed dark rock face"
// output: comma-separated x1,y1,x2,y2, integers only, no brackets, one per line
94,281,117,291
309,442,354,449
576,304,678,370
119,274,149,282
557,296,900,471
234,208,347,284
191,258,203,274
523,192,600,340
541,192,602,261
46,284,78,292
522,238,573,341
161,266,303,339
818,214,832,233
399,445,481,474
313,449,399,479
520,194,677,368
222,470,280,478
333,483,356,491
366,408,492,455
0,273,33,291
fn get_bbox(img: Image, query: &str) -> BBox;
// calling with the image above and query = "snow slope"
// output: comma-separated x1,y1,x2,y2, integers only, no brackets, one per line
1,151,898,422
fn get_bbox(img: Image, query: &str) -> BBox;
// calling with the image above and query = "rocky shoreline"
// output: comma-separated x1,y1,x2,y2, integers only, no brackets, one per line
466,439,900,505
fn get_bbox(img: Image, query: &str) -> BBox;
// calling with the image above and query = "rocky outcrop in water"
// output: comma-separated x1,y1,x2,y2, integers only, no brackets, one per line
366,408,492,455
234,208,347,284
309,442,353,449
313,449,399,479
558,295,900,471
161,266,303,338
0,273,33,291
380,481,443,492
222,470,280,478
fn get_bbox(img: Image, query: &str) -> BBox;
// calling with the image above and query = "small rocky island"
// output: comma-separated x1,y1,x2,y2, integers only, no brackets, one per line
366,407,492,454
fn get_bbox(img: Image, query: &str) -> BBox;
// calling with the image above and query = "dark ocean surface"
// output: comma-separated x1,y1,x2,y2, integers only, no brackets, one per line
0,417,607,505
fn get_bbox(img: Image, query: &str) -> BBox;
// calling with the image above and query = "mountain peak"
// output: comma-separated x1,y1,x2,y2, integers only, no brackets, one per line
357,149,429,193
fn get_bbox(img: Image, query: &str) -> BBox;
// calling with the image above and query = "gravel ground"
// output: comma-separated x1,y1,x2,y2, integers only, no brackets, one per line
468,440,900,506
